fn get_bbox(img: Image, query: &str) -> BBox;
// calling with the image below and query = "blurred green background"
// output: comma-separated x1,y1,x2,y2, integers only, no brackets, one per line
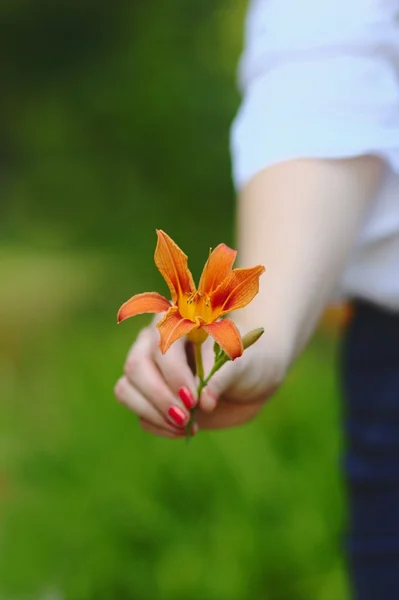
0,1,349,598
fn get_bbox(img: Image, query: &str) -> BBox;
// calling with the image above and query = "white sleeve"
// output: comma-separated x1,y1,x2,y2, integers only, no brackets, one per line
231,0,399,190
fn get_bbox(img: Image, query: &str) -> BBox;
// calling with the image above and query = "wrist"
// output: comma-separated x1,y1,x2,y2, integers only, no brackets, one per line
233,312,294,387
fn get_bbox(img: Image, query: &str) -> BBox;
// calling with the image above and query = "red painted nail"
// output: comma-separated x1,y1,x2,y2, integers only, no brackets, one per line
168,405,186,427
178,387,196,410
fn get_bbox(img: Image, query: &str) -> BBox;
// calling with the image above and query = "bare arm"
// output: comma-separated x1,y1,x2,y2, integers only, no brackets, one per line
115,156,384,434
235,156,383,364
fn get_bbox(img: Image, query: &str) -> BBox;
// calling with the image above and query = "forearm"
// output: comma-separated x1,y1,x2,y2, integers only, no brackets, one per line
234,156,383,365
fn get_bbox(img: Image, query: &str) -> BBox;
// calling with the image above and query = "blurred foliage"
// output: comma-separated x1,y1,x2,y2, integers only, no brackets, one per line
0,1,349,599
1,0,245,266
0,308,348,600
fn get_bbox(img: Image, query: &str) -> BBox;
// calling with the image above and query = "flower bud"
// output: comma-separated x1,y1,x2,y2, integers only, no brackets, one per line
242,328,264,350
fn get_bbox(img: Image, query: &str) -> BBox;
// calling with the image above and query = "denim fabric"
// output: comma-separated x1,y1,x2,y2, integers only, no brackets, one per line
341,300,399,600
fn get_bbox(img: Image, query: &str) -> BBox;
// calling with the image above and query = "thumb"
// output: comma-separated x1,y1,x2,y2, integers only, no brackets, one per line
199,359,240,412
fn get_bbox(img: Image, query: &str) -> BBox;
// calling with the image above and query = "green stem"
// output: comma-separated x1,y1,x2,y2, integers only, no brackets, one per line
185,347,228,441
201,356,226,386
186,342,204,441
184,328,266,443
194,342,204,380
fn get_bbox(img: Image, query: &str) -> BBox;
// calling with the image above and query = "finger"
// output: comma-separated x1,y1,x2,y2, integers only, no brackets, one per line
124,331,192,426
139,419,186,439
200,387,219,413
140,419,200,438
152,336,197,406
195,400,263,430
114,376,184,431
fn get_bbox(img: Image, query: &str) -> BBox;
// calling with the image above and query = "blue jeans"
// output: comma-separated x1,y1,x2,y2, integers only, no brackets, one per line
341,300,399,600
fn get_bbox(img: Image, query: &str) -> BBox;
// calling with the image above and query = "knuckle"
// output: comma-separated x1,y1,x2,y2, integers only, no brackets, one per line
124,354,140,378
124,330,157,378
148,378,165,399
148,381,174,412
114,377,127,403
155,360,191,393
161,374,180,394
136,326,152,344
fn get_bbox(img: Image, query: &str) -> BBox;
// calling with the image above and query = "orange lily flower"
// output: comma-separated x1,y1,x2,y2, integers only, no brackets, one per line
117,230,265,360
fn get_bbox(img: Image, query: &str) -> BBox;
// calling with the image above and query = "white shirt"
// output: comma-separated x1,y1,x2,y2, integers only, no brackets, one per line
231,0,399,310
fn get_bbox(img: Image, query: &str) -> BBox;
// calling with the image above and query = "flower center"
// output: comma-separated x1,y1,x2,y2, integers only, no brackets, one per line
178,290,213,323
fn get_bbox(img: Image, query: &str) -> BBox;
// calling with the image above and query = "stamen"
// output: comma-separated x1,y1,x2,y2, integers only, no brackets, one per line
187,291,198,304
185,290,210,308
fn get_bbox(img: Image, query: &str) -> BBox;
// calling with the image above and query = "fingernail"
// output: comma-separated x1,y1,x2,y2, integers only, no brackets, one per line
178,387,196,410
202,388,218,411
207,389,218,402
168,405,187,427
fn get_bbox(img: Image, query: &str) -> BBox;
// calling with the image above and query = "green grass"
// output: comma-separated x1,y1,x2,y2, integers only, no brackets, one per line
0,249,349,600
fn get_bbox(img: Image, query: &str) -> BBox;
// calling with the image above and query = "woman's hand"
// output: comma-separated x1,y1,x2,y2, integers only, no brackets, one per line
115,156,383,438
114,319,287,438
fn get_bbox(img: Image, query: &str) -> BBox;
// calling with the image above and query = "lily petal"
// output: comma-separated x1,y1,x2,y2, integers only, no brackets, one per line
117,292,171,323
198,243,237,295
210,265,265,317
157,307,197,354
203,318,243,360
154,230,196,303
